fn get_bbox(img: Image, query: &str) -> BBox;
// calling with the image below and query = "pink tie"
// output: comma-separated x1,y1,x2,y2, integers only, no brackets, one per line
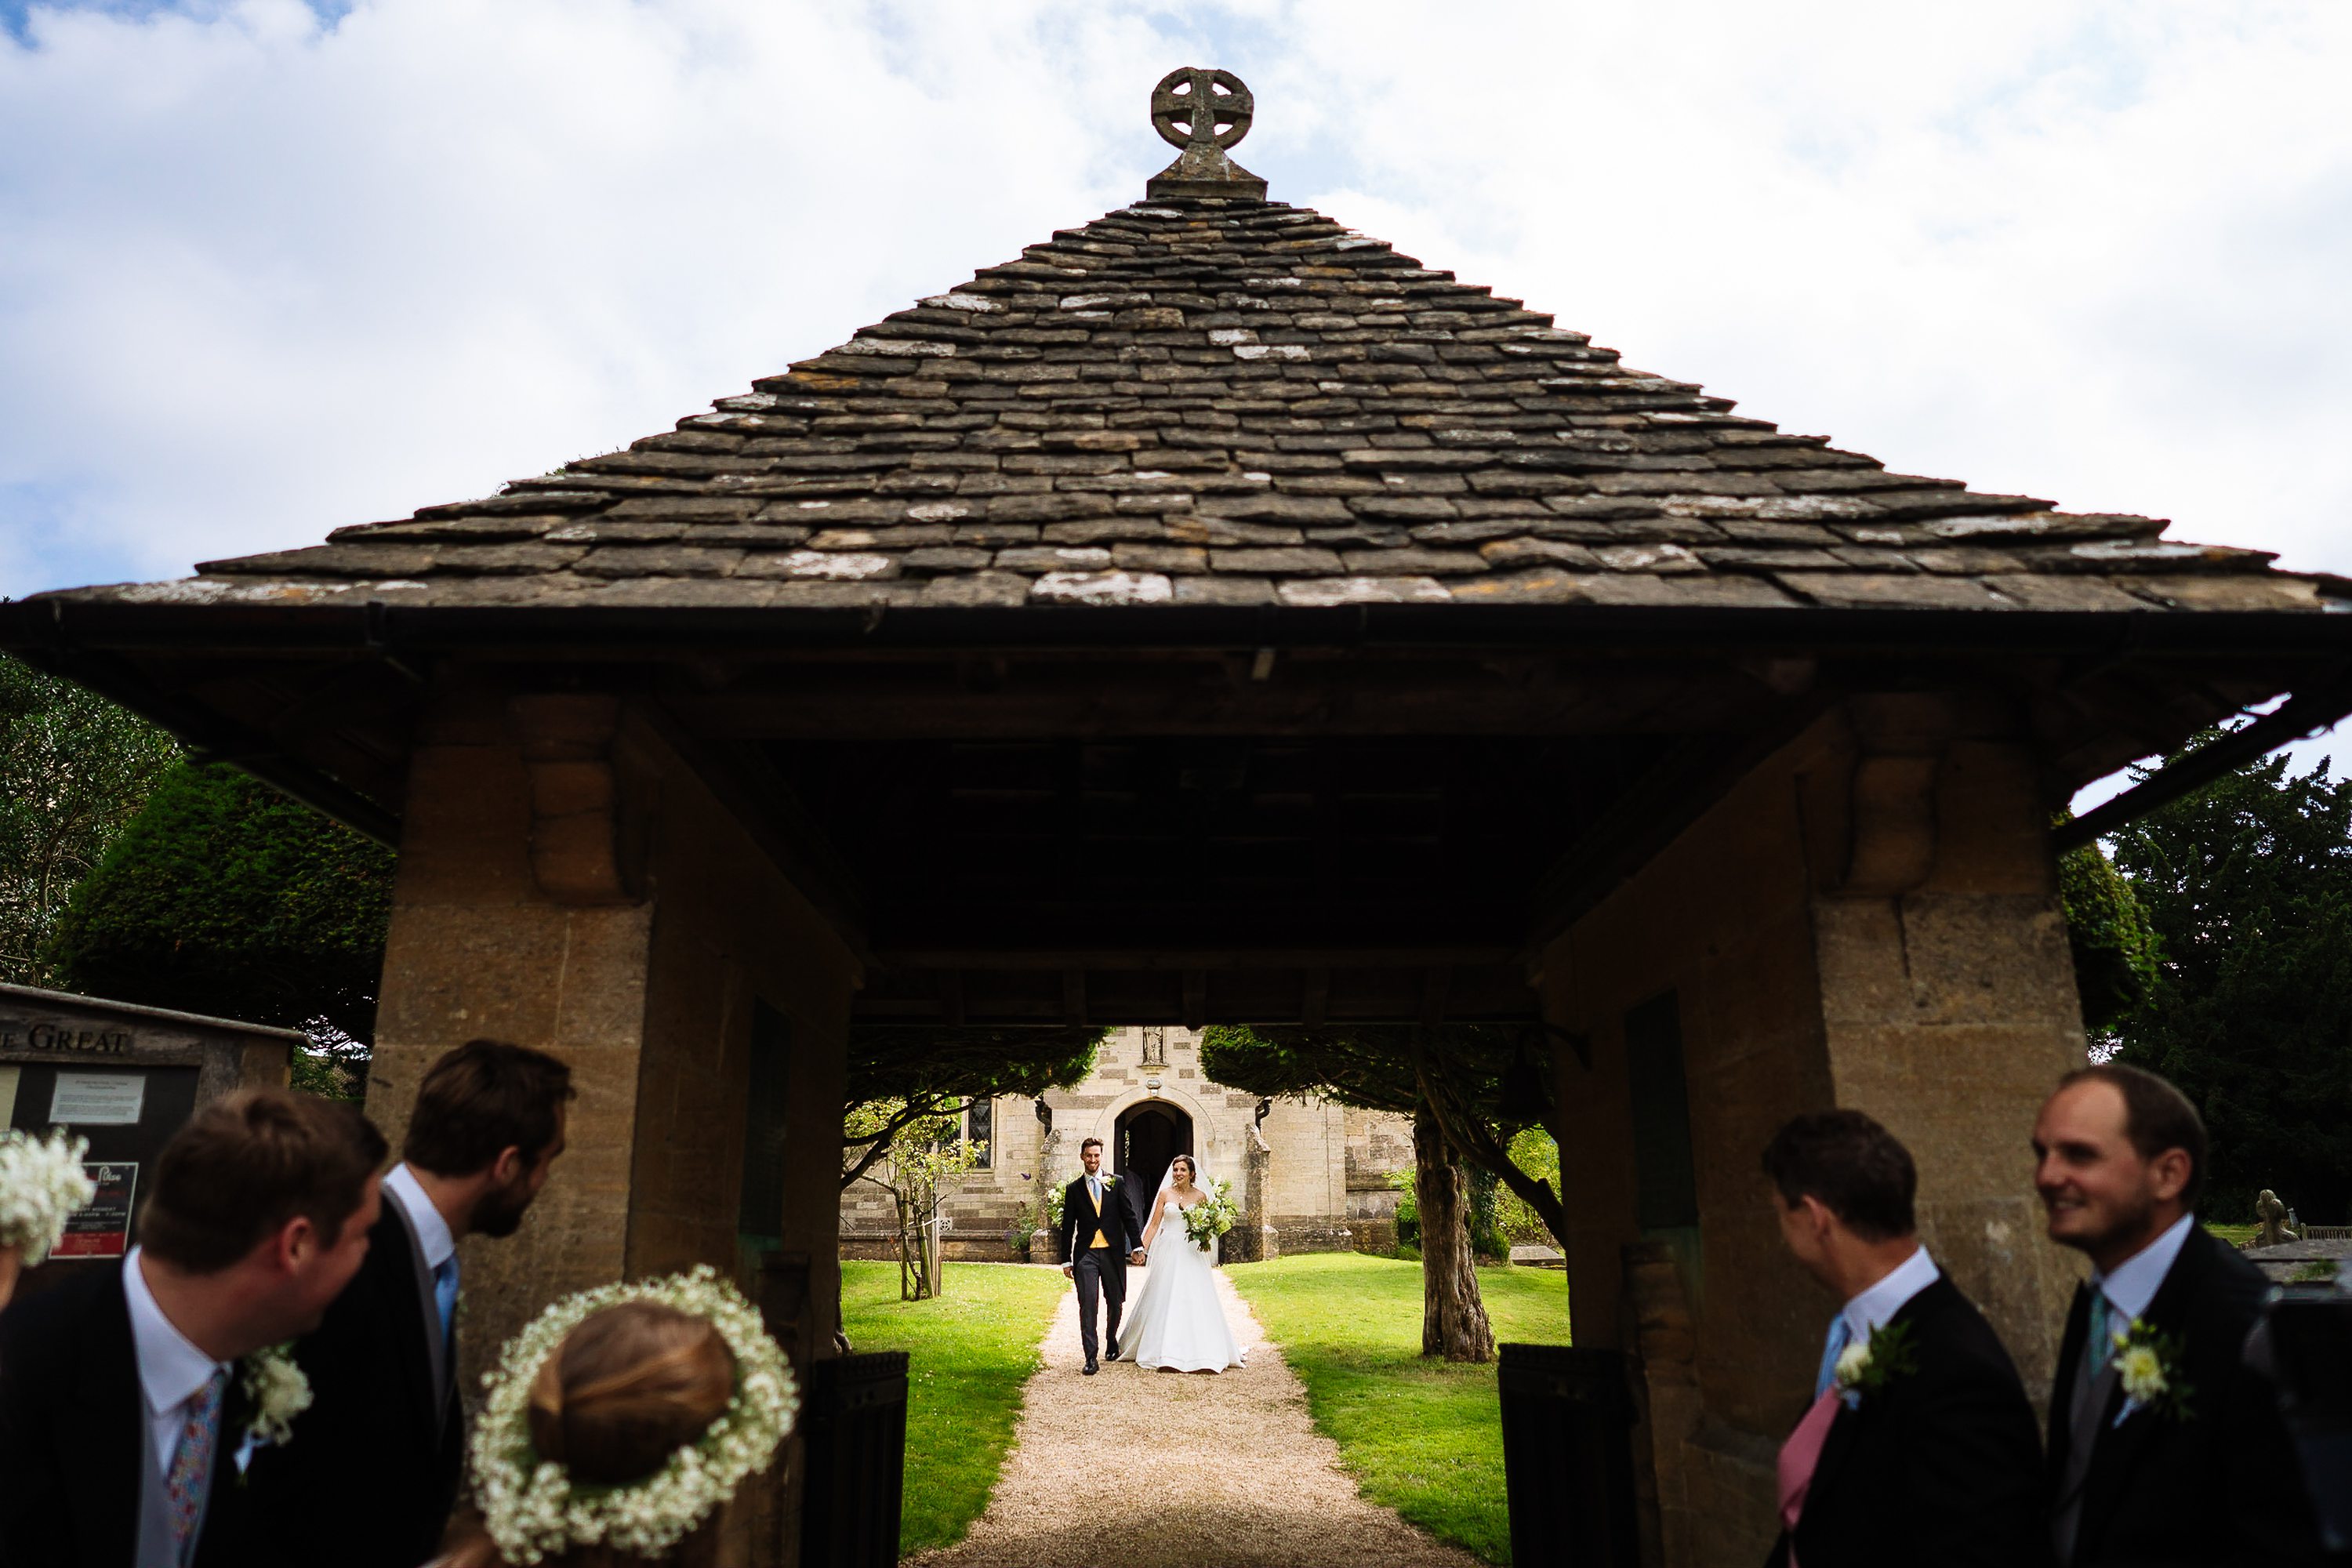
1776,1388,1842,1564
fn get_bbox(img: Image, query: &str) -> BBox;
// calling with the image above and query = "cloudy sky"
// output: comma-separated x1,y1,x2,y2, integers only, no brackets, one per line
4,0,2348,793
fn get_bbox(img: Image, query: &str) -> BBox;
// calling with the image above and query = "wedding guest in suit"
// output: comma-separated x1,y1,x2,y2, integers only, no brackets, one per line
0,1088,387,1568
2034,1063,2320,1566
1762,1109,2049,1568
245,1039,573,1568
1058,1136,1145,1375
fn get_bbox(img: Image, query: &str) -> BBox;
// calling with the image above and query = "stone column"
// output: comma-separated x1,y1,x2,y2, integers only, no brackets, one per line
368,679,861,1396
1537,695,2087,1568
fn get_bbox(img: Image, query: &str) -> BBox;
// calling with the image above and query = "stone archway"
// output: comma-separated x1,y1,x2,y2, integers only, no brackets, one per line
1116,1099,1193,1200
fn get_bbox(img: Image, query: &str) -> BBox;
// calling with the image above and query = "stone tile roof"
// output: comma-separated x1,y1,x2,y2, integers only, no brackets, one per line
115,198,2349,619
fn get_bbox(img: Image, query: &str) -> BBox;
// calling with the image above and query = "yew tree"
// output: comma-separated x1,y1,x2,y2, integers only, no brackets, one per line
1200,1022,1561,1363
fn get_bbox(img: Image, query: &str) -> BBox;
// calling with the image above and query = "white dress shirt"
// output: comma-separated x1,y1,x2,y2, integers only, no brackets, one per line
1840,1243,1942,1345
382,1162,457,1276
2092,1212,2194,1323
123,1246,230,1481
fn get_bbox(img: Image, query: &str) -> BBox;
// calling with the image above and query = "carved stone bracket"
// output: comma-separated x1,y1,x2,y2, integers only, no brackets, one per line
510,693,642,906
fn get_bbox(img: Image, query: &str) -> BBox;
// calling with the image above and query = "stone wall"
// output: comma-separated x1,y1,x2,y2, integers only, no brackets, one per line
1537,695,2088,1568
371,682,860,1399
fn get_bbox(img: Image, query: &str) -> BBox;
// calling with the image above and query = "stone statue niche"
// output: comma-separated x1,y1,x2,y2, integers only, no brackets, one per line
2254,1189,2298,1248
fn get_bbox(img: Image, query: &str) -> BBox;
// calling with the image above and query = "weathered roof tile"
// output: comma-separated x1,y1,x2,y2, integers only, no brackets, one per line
103,194,2337,620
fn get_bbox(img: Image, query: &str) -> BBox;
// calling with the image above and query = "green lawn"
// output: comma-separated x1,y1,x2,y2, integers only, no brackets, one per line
1227,1254,1570,1565
839,1261,1066,1556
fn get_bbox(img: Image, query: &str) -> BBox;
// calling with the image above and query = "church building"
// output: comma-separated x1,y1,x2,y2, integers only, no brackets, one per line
840,1027,1414,1261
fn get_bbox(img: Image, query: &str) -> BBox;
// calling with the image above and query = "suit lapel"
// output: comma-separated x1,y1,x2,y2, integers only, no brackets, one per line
2072,1229,2208,1557
372,1202,444,1444
2049,1284,2092,1484
1804,1279,1944,1516
64,1269,145,1568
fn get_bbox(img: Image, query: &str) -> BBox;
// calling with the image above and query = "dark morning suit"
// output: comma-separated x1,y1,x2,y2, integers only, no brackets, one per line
1765,1276,2052,1568
0,1265,251,1568
1059,1171,1144,1363
243,1198,463,1568
2048,1224,2321,1566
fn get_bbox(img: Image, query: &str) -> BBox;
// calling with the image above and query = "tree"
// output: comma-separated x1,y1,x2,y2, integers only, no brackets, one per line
0,656,177,986
841,1025,1102,1191
46,764,397,1051
844,1097,986,1300
1200,1023,1562,1361
2057,832,2161,1040
2106,745,2352,1222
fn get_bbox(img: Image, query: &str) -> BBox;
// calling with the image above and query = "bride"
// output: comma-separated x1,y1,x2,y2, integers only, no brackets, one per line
1122,1153,1246,1373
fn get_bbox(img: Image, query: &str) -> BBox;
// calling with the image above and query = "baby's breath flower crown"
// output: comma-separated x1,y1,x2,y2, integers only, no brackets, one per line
472,1265,798,1564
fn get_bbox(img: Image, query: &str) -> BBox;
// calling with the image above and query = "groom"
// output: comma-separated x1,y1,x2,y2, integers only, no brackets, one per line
1058,1137,1145,1375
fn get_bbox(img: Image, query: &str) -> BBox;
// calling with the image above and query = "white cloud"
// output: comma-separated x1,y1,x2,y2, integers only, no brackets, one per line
2,0,2347,776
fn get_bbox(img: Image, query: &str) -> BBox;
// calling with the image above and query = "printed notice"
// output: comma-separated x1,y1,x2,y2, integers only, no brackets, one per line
54,1162,137,1258
48,1070,147,1126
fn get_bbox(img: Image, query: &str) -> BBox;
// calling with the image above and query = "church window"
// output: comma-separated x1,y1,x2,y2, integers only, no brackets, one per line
966,1097,993,1167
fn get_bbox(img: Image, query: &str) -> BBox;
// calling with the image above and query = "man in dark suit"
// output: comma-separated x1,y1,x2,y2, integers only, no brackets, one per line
245,1038,572,1568
1762,1109,2049,1568
1058,1135,1145,1375
0,1089,387,1568
2034,1063,2320,1566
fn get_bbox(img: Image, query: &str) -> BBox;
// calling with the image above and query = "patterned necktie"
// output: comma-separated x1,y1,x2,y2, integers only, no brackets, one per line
1813,1315,1853,1399
434,1254,459,1347
166,1367,229,1565
2087,1290,2114,1377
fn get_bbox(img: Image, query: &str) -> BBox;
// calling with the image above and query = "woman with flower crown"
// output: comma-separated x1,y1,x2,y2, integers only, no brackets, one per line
436,1267,797,1568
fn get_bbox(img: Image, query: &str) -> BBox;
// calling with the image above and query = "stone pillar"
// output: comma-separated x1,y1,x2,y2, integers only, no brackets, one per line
369,678,862,1404
1537,695,2087,1568
1245,1125,1279,1262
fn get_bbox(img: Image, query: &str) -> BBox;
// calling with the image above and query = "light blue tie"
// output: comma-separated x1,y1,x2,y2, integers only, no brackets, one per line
1090,1176,1102,1209
433,1254,459,1348
1813,1315,1853,1399
2087,1290,2114,1377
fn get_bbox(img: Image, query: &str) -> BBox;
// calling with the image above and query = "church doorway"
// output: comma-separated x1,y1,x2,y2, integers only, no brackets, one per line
1116,1101,1192,1200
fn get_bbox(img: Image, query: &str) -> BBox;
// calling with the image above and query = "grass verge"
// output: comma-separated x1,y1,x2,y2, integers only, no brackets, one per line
839,1260,1066,1557
1227,1252,1569,1565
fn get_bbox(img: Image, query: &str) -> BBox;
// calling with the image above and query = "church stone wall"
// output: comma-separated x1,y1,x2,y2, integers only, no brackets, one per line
840,1027,1414,1261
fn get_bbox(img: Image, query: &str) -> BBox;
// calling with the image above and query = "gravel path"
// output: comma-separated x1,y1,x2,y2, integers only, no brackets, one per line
912,1265,1487,1568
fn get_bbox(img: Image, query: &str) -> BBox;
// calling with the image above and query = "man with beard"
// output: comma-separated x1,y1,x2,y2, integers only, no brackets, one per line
245,1040,572,1568
2034,1063,2318,1566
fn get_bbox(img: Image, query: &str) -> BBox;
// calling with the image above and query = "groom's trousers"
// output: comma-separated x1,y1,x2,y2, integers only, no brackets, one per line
1073,1246,1125,1361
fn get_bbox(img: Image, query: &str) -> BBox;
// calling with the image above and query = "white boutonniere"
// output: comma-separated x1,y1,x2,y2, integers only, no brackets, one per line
234,1342,313,1472
1832,1320,1918,1409
2108,1318,2191,1427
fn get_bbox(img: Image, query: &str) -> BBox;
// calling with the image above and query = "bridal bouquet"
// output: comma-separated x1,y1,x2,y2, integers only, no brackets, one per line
0,1128,96,1265
1181,1178,1240,1253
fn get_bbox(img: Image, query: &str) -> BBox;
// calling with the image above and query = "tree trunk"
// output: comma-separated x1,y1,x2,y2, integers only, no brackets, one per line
1415,1100,1494,1363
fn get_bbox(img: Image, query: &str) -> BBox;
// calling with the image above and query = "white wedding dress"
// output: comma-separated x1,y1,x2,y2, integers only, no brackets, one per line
1122,1182,1247,1373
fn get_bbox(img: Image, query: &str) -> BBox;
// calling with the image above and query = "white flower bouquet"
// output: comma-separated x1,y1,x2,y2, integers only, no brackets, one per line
1180,1178,1240,1254
0,1129,97,1265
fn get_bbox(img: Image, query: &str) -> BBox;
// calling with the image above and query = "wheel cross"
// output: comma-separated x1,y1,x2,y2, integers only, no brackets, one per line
1152,67,1254,152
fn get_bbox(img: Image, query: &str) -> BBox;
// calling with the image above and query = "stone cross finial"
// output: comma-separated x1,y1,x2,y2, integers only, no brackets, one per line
1146,67,1268,201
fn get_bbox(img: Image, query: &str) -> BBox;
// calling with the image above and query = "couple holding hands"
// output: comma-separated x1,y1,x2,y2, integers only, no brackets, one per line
1055,1135,1243,1377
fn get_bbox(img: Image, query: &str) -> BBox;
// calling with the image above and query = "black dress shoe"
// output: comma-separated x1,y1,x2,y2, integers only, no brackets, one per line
1106,1338,1122,1361
1083,1358,1099,1375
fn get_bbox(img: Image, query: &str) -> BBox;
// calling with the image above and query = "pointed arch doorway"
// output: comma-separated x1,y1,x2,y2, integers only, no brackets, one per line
1116,1100,1193,1201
